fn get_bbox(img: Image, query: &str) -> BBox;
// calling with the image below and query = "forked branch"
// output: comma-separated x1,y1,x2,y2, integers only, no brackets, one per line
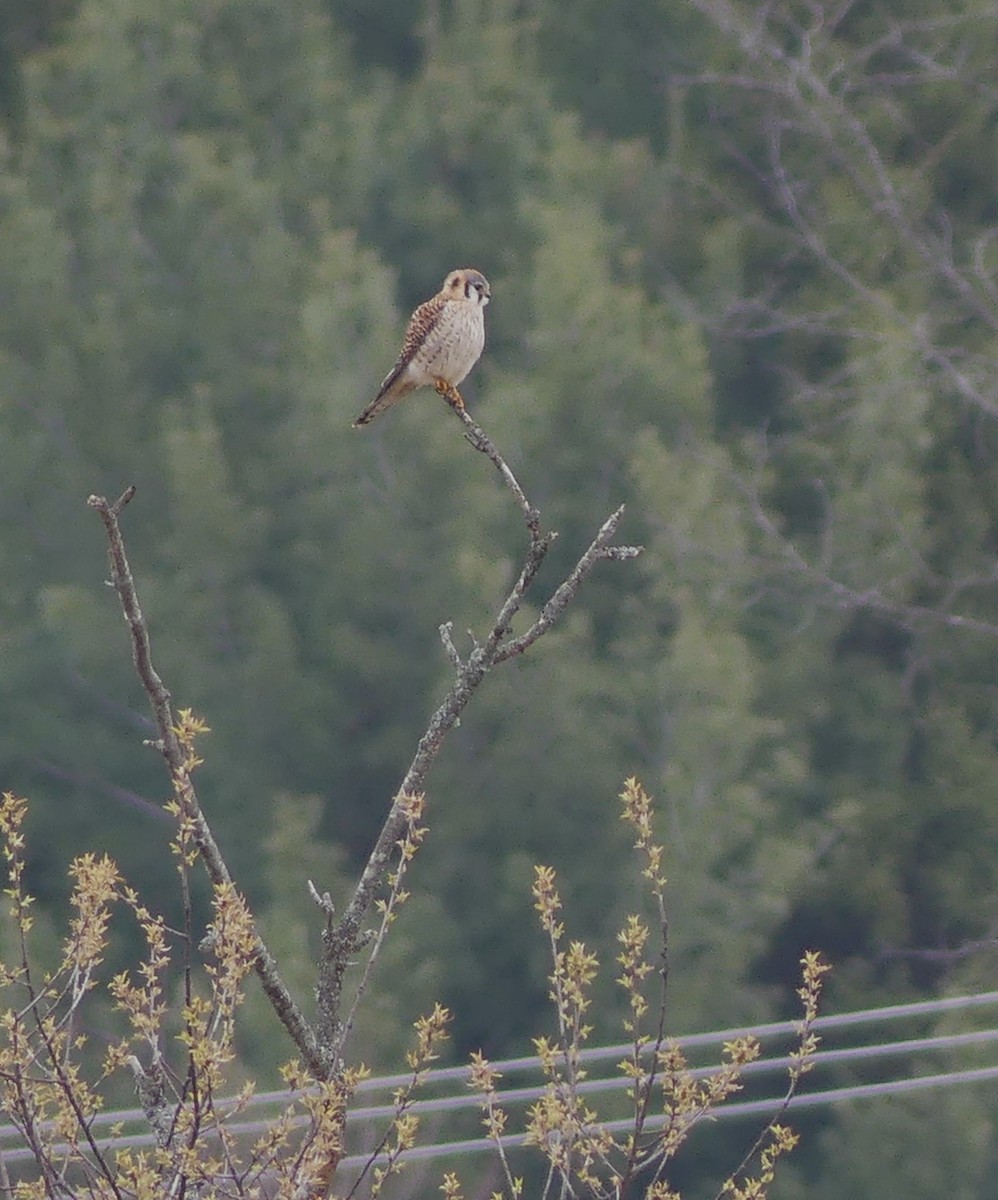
89,399,641,1086
318,396,642,1067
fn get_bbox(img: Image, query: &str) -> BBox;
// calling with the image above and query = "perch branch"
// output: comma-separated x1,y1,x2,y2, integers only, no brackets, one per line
318,404,642,1068
446,398,541,537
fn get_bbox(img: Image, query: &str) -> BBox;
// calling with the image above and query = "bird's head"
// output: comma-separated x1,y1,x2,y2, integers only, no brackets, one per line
444,268,491,307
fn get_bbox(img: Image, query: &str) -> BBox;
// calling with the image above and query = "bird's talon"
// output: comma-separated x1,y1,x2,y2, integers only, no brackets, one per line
434,379,465,411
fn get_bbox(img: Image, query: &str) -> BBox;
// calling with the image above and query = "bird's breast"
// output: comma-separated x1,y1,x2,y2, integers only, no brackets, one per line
412,303,485,387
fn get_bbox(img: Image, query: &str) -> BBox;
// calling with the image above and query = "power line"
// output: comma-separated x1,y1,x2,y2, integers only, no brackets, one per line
3,990,998,1167
334,1061,998,1170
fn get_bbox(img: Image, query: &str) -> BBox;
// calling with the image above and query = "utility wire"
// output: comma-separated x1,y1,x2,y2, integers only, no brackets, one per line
334,1060,998,1170
3,990,998,1166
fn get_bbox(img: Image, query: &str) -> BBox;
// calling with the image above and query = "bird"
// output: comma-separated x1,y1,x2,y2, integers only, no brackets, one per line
353,268,491,427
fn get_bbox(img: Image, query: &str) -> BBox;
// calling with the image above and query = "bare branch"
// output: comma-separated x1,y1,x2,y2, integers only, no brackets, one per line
668,0,998,449
495,507,643,663
439,621,463,670
87,490,326,1078
308,880,336,920
446,398,541,537
318,409,642,1069
739,473,998,639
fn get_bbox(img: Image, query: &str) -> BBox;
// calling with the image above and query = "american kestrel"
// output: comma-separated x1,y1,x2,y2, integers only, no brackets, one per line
353,268,491,427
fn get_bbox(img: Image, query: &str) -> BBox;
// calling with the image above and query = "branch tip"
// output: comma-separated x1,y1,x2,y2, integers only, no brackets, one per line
308,880,336,918
87,486,137,518
439,622,463,669
113,485,137,514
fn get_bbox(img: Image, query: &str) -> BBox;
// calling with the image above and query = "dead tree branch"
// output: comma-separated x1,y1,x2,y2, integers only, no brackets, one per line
450,402,541,537
87,488,326,1078
317,400,642,1069
90,406,641,1087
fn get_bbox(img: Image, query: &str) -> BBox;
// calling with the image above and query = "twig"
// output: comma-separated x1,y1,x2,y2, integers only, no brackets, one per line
87,489,326,1079
494,506,642,663
445,393,541,537
738,470,998,639
439,622,463,670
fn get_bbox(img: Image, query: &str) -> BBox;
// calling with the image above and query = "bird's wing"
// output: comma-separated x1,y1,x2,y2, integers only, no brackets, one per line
353,295,448,427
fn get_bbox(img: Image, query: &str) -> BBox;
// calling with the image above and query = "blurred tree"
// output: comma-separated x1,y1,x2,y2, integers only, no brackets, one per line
777,1088,995,1200
666,0,998,1012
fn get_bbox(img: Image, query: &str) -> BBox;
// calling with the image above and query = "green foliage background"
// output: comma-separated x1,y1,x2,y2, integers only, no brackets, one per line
2,0,998,1193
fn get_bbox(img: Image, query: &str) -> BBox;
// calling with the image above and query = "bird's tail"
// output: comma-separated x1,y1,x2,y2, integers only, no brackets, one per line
352,365,414,427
